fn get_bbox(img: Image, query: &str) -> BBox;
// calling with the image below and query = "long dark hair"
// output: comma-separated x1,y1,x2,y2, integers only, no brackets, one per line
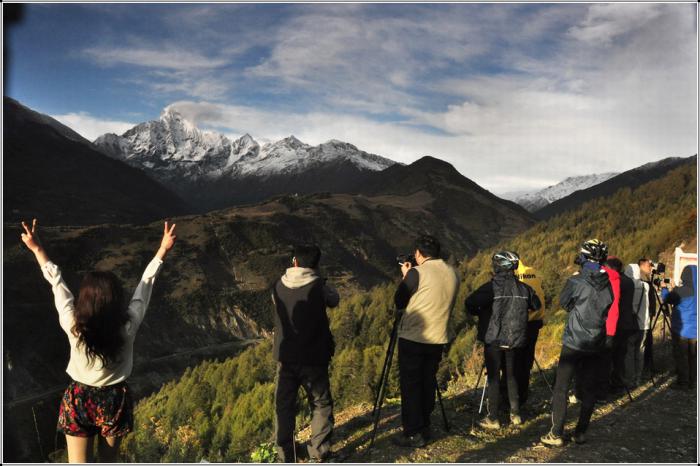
71,271,129,367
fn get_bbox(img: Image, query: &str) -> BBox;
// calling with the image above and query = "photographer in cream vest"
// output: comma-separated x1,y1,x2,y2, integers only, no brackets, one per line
392,235,459,448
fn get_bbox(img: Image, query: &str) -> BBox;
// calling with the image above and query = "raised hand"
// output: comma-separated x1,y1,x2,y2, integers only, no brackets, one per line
20,219,50,266
156,221,177,260
20,219,42,252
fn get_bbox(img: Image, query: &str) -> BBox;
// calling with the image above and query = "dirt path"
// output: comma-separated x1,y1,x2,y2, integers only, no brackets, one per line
300,344,697,463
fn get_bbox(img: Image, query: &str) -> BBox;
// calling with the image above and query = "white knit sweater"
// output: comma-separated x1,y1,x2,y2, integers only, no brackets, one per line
41,257,163,387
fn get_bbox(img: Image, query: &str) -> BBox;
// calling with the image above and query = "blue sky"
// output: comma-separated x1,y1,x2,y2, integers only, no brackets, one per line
6,2,697,193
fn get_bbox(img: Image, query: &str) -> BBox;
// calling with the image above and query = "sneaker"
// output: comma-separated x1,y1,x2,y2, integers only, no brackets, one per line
391,433,427,448
510,414,522,426
540,431,564,447
478,417,501,430
573,432,587,444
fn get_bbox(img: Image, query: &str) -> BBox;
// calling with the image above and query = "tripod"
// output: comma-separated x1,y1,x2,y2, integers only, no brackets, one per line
648,286,673,385
367,311,449,454
469,352,554,430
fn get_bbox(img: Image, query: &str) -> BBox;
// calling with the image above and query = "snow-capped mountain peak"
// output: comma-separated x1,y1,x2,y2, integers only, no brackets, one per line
93,107,396,182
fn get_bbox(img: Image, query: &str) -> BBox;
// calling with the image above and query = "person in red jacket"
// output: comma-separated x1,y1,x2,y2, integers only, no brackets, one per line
601,257,623,397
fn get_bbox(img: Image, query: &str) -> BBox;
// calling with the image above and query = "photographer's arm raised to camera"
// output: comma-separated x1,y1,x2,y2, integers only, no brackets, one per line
394,267,419,310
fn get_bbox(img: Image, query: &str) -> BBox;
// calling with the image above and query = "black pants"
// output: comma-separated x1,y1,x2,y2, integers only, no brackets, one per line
550,345,602,437
275,363,334,462
516,321,541,405
485,344,519,419
643,327,654,373
398,338,443,436
612,329,643,388
672,333,697,387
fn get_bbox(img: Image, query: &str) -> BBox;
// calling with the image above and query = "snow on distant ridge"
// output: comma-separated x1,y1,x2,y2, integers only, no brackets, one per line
93,109,395,180
512,172,619,212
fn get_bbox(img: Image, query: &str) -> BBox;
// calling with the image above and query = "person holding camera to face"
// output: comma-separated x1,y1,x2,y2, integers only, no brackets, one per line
541,239,613,447
271,244,340,463
465,251,541,429
392,235,459,448
637,258,658,375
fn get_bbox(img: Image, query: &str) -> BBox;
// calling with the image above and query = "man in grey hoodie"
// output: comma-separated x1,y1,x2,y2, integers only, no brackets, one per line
271,244,339,462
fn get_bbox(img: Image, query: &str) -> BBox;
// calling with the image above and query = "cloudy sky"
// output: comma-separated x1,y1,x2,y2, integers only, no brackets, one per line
6,2,697,194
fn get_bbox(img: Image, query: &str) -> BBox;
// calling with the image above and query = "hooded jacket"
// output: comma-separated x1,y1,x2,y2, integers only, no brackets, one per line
560,264,613,352
601,264,621,336
466,270,541,348
663,265,697,340
623,264,651,331
271,267,339,365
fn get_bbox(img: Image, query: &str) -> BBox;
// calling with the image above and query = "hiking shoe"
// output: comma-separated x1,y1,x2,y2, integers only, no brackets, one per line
391,433,427,448
510,414,522,426
540,431,564,447
478,417,501,430
573,432,587,444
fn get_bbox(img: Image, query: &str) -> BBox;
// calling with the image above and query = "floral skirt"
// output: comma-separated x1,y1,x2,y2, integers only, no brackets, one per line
57,380,133,437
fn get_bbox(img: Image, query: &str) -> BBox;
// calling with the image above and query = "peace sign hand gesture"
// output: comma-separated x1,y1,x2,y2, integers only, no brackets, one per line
156,221,177,260
20,219,50,267
20,219,43,253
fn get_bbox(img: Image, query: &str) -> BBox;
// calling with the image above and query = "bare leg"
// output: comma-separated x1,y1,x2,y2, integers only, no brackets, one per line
97,436,122,462
66,434,94,463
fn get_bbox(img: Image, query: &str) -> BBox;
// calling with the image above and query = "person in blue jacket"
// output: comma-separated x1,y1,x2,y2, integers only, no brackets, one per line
662,264,697,390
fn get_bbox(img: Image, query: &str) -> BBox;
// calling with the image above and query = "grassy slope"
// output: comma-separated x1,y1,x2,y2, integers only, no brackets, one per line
117,162,696,461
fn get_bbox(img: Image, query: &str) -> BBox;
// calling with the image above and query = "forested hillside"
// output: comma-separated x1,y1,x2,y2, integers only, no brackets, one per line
118,161,696,461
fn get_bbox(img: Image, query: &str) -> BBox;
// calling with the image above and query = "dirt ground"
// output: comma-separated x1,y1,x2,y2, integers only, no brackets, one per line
299,341,697,463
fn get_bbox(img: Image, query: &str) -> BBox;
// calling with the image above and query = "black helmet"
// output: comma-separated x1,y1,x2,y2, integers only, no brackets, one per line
492,251,520,272
577,239,608,263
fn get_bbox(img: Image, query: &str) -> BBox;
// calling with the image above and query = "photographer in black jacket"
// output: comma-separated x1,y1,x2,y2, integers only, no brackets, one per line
271,244,340,462
541,239,613,447
465,251,541,429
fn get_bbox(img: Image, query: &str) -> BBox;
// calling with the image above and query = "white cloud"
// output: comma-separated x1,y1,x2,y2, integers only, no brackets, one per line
61,3,696,193
568,3,663,45
50,112,135,141
83,46,229,70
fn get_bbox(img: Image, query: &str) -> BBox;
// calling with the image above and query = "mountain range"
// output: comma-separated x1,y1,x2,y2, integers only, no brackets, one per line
535,155,697,219
94,108,396,209
503,172,619,212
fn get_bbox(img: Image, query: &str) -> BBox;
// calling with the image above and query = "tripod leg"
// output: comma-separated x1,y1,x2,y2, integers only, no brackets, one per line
534,358,554,395
478,379,488,414
469,364,486,431
371,331,397,418
436,386,450,431
473,363,485,396
367,320,400,454
624,384,633,402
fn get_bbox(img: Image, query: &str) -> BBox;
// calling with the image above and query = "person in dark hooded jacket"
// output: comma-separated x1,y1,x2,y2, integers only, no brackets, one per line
465,251,541,429
271,244,340,462
541,239,613,447
662,264,697,389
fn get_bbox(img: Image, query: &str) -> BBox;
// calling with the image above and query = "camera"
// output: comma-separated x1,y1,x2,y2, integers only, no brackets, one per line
396,254,417,267
651,262,668,287
652,262,666,275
